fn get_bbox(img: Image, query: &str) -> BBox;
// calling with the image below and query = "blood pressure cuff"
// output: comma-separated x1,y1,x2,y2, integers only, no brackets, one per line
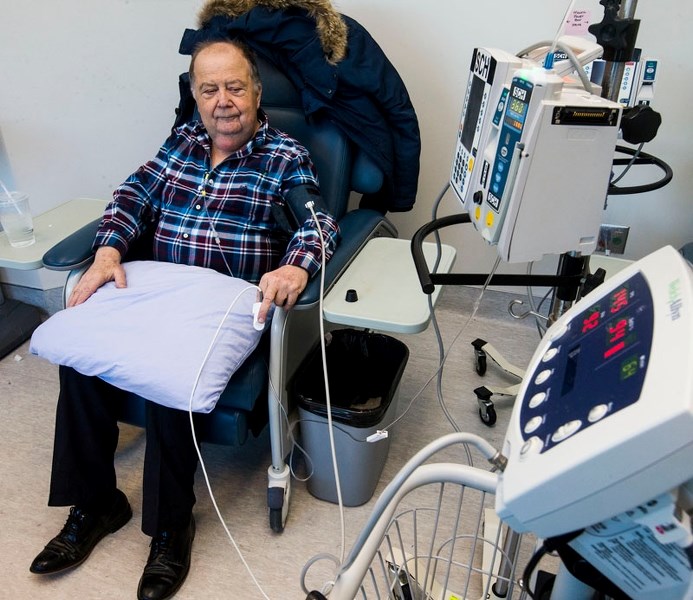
271,184,330,234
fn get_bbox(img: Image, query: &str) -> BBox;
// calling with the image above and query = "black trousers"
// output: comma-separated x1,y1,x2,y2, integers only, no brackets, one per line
48,366,199,537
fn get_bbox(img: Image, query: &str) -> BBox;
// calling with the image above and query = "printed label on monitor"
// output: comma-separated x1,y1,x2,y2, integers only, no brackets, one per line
569,514,691,598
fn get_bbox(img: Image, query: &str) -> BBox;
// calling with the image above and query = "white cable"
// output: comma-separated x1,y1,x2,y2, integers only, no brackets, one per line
379,182,458,433
268,372,318,483
190,178,376,593
610,142,646,185
380,256,502,439
545,0,578,69
187,283,271,600
287,425,315,483
373,181,500,461
306,200,347,565
193,201,344,592
267,374,316,482
199,171,235,278
209,221,235,278
299,186,504,587
554,41,594,92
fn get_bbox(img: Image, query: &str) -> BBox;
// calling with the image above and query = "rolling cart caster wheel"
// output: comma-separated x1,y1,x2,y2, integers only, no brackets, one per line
479,405,497,426
474,386,496,427
475,351,487,376
269,507,284,533
471,338,487,376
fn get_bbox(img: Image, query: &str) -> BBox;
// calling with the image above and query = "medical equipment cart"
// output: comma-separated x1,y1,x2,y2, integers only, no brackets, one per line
302,433,534,600
305,245,693,600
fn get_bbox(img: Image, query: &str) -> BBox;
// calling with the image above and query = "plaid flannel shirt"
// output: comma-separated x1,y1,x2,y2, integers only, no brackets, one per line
94,115,339,283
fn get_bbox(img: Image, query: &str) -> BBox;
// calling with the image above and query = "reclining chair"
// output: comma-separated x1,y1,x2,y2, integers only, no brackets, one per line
42,54,397,532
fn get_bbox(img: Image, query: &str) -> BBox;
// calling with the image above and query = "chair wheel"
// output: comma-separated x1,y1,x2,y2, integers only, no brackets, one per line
479,405,497,426
269,507,284,533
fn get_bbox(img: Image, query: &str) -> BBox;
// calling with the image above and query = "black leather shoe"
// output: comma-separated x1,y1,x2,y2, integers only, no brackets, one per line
137,516,195,600
30,489,132,574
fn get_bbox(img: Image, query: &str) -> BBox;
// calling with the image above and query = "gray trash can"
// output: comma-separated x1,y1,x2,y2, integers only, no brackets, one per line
293,329,409,506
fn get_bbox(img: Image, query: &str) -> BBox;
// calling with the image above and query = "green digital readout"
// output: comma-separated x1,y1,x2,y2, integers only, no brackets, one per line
620,355,639,380
509,97,526,116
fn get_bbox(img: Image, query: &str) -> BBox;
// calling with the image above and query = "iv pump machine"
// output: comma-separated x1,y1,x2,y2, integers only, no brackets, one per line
450,40,622,263
496,245,693,599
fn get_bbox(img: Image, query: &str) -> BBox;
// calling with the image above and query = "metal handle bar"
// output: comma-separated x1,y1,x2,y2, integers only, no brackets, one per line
410,215,583,295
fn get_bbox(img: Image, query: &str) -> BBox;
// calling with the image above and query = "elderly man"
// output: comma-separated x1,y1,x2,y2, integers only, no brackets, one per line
30,39,339,600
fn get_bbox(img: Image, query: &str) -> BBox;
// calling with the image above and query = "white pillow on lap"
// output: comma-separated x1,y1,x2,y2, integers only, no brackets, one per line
30,261,263,413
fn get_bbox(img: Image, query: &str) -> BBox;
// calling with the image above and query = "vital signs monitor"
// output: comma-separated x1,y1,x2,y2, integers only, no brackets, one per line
496,245,693,598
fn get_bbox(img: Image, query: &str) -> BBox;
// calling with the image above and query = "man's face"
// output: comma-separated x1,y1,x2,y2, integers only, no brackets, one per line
191,43,262,155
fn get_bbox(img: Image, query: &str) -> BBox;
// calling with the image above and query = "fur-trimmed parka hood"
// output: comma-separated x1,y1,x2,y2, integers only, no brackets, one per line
197,0,347,63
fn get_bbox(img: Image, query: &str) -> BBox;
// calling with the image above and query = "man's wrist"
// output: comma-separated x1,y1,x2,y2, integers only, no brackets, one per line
94,246,122,263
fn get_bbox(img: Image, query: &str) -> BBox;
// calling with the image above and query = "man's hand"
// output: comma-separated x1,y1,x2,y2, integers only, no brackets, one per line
67,246,127,307
257,264,309,324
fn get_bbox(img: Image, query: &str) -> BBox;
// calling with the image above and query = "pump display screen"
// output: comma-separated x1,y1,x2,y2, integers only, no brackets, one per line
508,97,527,118
461,73,486,152
505,81,531,133
518,271,654,453
486,77,533,213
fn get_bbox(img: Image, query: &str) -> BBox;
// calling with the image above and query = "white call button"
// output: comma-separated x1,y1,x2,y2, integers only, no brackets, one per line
588,404,609,423
552,420,582,443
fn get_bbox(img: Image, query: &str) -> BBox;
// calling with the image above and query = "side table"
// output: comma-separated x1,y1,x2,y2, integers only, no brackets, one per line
0,198,107,357
322,237,456,333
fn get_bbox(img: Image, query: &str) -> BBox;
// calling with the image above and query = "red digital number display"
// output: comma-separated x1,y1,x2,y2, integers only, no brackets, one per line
581,308,601,333
610,287,629,314
608,318,628,343
604,317,630,359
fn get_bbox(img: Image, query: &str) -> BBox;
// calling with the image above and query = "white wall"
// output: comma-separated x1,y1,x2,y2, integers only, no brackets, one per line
1,0,691,279
336,0,693,275
1,1,199,210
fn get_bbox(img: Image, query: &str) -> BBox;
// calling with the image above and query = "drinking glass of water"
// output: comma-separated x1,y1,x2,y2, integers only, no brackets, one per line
0,191,36,248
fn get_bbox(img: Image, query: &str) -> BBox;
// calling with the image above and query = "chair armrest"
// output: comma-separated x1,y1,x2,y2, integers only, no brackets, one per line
41,210,397,304
42,218,100,271
297,209,397,307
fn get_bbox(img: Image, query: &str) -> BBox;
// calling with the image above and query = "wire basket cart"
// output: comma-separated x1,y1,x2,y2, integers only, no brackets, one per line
303,433,537,600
